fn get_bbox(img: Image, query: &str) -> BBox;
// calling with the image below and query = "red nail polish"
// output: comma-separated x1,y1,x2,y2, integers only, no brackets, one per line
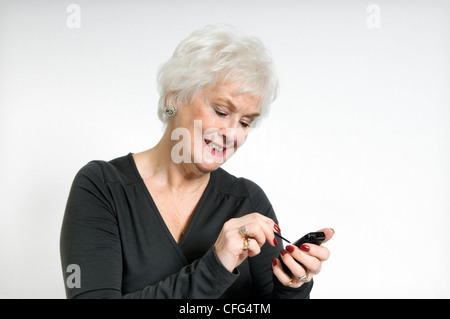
300,244,310,252
272,258,277,266
273,237,278,246
274,224,281,233
280,249,287,256
286,245,295,253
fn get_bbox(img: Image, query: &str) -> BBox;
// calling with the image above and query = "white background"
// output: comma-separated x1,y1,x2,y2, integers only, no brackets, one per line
1,0,449,298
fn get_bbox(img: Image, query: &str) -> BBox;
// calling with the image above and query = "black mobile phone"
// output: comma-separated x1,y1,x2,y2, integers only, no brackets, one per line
279,232,325,274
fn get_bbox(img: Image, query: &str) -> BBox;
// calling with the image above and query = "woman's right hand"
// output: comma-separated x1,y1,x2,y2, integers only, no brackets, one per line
214,212,280,272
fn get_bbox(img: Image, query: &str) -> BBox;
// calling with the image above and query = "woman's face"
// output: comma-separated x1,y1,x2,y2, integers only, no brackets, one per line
169,81,261,173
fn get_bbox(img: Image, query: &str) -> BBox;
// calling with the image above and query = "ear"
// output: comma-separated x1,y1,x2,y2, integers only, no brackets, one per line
165,92,177,107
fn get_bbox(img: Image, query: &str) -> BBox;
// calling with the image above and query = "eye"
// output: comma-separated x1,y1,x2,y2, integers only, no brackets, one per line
240,121,250,128
215,109,228,117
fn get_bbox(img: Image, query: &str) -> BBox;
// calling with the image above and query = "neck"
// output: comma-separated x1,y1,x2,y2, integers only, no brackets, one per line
136,127,210,191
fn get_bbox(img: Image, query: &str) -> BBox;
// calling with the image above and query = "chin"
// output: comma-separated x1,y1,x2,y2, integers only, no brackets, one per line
191,149,233,173
187,139,237,173
194,161,223,173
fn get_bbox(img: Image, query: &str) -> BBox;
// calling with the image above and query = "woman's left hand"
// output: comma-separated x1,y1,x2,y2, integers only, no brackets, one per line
272,228,334,288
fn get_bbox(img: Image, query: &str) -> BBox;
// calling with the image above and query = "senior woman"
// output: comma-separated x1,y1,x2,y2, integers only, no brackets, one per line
60,24,333,299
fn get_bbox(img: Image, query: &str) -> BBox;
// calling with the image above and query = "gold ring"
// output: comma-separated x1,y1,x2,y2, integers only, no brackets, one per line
243,237,249,251
239,226,249,237
284,277,294,287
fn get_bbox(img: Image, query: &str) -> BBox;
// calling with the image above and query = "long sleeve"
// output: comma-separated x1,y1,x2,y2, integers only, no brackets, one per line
122,247,238,299
60,162,238,299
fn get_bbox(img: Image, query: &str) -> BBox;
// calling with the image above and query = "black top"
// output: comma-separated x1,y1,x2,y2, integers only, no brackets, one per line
60,153,313,298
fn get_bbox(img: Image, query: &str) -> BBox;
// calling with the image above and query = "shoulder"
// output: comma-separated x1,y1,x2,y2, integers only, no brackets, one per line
212,167,269,202
74,153,141,185
213,168,274,218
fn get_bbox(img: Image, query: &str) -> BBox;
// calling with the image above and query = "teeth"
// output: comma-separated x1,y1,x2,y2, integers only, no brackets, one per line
210,143,223,152
205,139,224,153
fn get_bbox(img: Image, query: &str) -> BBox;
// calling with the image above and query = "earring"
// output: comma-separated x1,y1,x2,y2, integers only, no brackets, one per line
164,104,177,117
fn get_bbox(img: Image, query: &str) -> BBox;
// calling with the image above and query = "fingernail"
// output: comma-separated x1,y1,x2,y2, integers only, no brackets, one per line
300,244,310,252
286,245,295,253
273,237,278,246
331,228,335,234
280,249,287,256
272,258,277,266
273,224,281,233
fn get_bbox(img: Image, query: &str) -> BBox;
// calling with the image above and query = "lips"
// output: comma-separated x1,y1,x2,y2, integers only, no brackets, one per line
204,138,225,155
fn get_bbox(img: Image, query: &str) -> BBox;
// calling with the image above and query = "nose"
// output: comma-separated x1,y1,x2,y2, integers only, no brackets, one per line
219,121,247,148
219,116,241,135
218,117,237,140
218,127,230,146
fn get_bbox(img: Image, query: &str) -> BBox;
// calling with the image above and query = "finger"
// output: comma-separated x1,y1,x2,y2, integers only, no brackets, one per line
254,212,281,247
254,214,278,247
246,238,261,257
285,245,322,274
227,213,279,237
280,248,312,279
240,222,267,248
299,243,330,261
240,213,277,247
316,228,334,244
272,258,303,288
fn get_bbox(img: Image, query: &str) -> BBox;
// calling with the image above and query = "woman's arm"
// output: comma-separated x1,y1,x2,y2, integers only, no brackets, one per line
60,162,237,299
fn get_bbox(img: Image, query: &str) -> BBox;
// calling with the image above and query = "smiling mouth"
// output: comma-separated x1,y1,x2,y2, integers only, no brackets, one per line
204,138,226,155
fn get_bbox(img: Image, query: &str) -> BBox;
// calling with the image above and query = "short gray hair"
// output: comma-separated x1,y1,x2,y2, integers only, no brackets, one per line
157,24,278,126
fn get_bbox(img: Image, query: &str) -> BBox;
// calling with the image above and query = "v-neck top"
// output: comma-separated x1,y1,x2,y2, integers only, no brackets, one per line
60,153,313,299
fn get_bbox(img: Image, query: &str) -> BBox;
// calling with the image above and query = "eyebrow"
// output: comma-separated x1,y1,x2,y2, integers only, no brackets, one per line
216,97,260,118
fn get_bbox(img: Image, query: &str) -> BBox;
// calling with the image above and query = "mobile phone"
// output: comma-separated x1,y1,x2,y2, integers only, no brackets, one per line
279,232,325,274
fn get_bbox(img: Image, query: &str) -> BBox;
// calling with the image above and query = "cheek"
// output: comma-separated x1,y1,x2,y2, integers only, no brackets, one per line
235,131,249,148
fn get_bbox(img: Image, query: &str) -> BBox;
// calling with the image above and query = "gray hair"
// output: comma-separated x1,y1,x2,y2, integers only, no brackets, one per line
157,24,278,126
